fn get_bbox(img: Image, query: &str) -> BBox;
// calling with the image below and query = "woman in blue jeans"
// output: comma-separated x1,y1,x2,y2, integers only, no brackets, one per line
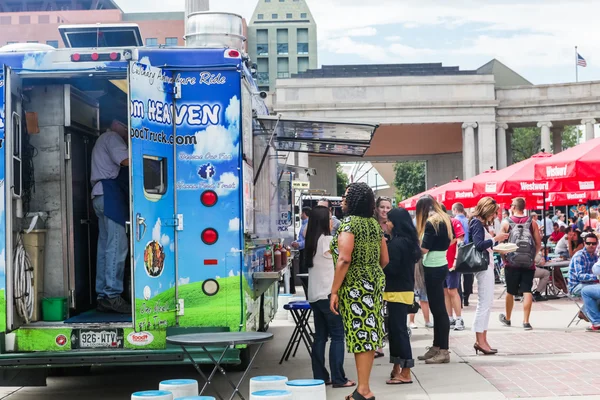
306,206,355,388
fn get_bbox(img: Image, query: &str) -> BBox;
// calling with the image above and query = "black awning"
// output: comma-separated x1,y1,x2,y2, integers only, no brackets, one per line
256,115,378,157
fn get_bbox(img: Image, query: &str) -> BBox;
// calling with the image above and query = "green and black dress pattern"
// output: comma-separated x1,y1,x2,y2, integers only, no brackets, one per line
331,216,386,353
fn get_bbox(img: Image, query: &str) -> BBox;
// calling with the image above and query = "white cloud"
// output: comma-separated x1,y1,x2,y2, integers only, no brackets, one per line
225,95,240,126
170,243,175,252
179,277,190,286
215,172,239,197
0,249,4,274
229,270,235,277
346,27,377,37
229,217,240,232
152,219,162,242
193,125,239,161
385,36,402,42
160,234,170,247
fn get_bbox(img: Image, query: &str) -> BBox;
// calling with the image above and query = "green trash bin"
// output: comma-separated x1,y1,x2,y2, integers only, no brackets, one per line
41,297,67,322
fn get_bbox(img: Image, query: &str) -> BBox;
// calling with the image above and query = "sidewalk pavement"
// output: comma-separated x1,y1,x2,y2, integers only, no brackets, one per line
1,284,600,399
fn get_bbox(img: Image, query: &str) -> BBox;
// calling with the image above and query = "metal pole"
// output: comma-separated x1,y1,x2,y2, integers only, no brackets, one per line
576,46,579,83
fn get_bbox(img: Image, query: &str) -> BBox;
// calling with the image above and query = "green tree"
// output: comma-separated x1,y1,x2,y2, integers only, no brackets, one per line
393,161,426,200
336,163,349,196
511,126,582,163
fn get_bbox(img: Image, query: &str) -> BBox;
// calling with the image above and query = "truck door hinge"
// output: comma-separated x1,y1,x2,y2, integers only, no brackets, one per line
164,214,184,231
177,299,184,316
65,134,72,160
174,82,182,99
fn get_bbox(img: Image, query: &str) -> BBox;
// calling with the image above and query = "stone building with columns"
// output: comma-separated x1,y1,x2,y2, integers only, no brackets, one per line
270,60,600,194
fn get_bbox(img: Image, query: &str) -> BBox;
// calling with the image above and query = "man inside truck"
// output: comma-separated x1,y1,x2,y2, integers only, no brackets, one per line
90,119,131,314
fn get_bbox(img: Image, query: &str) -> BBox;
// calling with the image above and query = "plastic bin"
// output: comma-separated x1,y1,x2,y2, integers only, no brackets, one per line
41,297,67,321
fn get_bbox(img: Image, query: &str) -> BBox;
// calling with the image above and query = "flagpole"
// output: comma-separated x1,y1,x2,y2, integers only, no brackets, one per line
576,46,579,82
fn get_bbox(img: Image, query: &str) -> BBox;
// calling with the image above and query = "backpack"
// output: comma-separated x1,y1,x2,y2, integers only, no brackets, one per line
505,216,536,268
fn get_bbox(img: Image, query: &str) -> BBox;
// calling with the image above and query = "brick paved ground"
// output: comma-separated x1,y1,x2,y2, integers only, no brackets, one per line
473,360,600,398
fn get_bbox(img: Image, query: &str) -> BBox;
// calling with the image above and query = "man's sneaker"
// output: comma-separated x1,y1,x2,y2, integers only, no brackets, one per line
409,323,418,329
425,349,450,364
425,322,434,328
585,325,600,332
499,314,511,327
533,291,547,302
523,322,533,330
417,346,440,361
449,318,456,327
98,297,131,314
454,318,465,331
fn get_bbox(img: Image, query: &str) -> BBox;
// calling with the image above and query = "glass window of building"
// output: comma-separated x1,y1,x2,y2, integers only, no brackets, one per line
38,15,50,24
297,28,309,55
277,29,289,55
0,16,11,24
165,38,178,46
257,58,269,86
46,40,59,48
257,14,264,19
272,14,278,19
300,13,307,18
257,29,269,56
19,16,30,24
298,57,309,73
277,58,289,78
286,13,293,18
146,38,158,47
27,41,38,43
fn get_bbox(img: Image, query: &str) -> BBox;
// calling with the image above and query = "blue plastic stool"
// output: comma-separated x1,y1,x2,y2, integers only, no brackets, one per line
131,390,173,400
279,301,313,364
250,390,293,400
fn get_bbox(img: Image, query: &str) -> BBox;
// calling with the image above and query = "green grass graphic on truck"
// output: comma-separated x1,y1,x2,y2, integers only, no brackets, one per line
135,276,244,332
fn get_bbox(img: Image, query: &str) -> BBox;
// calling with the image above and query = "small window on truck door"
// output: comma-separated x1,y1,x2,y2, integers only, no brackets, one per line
143,155,167,197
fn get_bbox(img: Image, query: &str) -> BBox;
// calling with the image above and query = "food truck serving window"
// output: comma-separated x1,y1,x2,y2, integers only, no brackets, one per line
255,116,378,157
143,155,167,196
59,24,143,48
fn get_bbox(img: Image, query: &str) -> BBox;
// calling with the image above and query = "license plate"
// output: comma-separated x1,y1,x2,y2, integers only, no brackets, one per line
73,329,124,349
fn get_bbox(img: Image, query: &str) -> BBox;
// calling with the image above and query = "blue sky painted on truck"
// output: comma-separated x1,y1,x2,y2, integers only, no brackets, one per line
118,0,600,85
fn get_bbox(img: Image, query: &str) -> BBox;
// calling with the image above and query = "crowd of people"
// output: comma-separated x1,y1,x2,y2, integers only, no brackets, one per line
297,184,600,400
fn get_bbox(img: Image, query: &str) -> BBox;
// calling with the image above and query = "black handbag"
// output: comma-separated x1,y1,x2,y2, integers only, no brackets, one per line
408,299,421,314
455,242,489,274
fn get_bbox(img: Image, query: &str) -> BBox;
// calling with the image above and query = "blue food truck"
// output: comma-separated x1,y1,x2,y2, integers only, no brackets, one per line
0,14,378,385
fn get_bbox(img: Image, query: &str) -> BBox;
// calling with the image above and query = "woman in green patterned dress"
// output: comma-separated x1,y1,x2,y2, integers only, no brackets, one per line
330,182,389,400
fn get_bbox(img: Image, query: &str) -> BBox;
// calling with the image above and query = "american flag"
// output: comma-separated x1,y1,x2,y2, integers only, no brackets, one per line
577,53,587,67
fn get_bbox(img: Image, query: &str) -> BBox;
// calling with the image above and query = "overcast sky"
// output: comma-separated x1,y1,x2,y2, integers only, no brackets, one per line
116,0,600,85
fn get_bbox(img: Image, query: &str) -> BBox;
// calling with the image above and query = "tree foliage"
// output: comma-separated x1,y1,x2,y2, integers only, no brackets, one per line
393,161,426,200
511,126,582,163
336,163,349,196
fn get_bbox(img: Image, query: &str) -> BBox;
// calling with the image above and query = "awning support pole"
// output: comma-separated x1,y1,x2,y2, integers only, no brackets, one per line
254,114,282,186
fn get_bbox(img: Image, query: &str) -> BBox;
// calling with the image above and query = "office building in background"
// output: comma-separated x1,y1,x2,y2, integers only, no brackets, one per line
0,0,205,48
247,0,318,92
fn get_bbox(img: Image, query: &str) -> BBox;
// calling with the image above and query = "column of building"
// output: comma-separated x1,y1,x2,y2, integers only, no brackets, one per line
582,118,596,141
496,123,508,169
537,121,552,153
462,122,477,179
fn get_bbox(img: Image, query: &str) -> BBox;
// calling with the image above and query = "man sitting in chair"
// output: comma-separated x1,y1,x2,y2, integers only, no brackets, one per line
568,233,600,331
582,261,600,332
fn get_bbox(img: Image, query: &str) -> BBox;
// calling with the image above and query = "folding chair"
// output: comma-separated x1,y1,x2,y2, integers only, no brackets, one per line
560,266,587,328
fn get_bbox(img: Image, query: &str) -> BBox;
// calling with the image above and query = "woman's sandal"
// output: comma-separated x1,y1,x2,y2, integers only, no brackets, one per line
345,389,375,400
332,380,356,388
386,377,413,385
374,350,385,358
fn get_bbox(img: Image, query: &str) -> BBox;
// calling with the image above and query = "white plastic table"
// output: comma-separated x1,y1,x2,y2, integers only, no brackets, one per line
166,332,273,400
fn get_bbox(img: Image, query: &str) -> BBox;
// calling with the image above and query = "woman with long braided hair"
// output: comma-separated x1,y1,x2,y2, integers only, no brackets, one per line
330,182,389,400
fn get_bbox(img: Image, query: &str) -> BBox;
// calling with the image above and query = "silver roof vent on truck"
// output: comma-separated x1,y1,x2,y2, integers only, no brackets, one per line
0,43,56,53
184,2,245,51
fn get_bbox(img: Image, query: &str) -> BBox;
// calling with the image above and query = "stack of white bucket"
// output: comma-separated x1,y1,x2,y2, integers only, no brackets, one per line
285,379,326,400
249,376,291,400
131,378,215,400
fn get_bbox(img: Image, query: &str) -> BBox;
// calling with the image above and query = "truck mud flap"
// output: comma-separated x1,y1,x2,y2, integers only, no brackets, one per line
0,368,47,387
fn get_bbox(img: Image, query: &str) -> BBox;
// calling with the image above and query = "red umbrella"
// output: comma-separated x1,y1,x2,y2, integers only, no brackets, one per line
534,137,600,191
399,178,481,210
471,152,562,197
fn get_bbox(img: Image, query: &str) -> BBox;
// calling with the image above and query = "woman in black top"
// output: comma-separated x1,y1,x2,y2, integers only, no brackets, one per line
384,208,421,385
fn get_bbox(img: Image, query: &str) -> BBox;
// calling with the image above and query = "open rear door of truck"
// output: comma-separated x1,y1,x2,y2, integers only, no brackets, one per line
128,62,178,332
